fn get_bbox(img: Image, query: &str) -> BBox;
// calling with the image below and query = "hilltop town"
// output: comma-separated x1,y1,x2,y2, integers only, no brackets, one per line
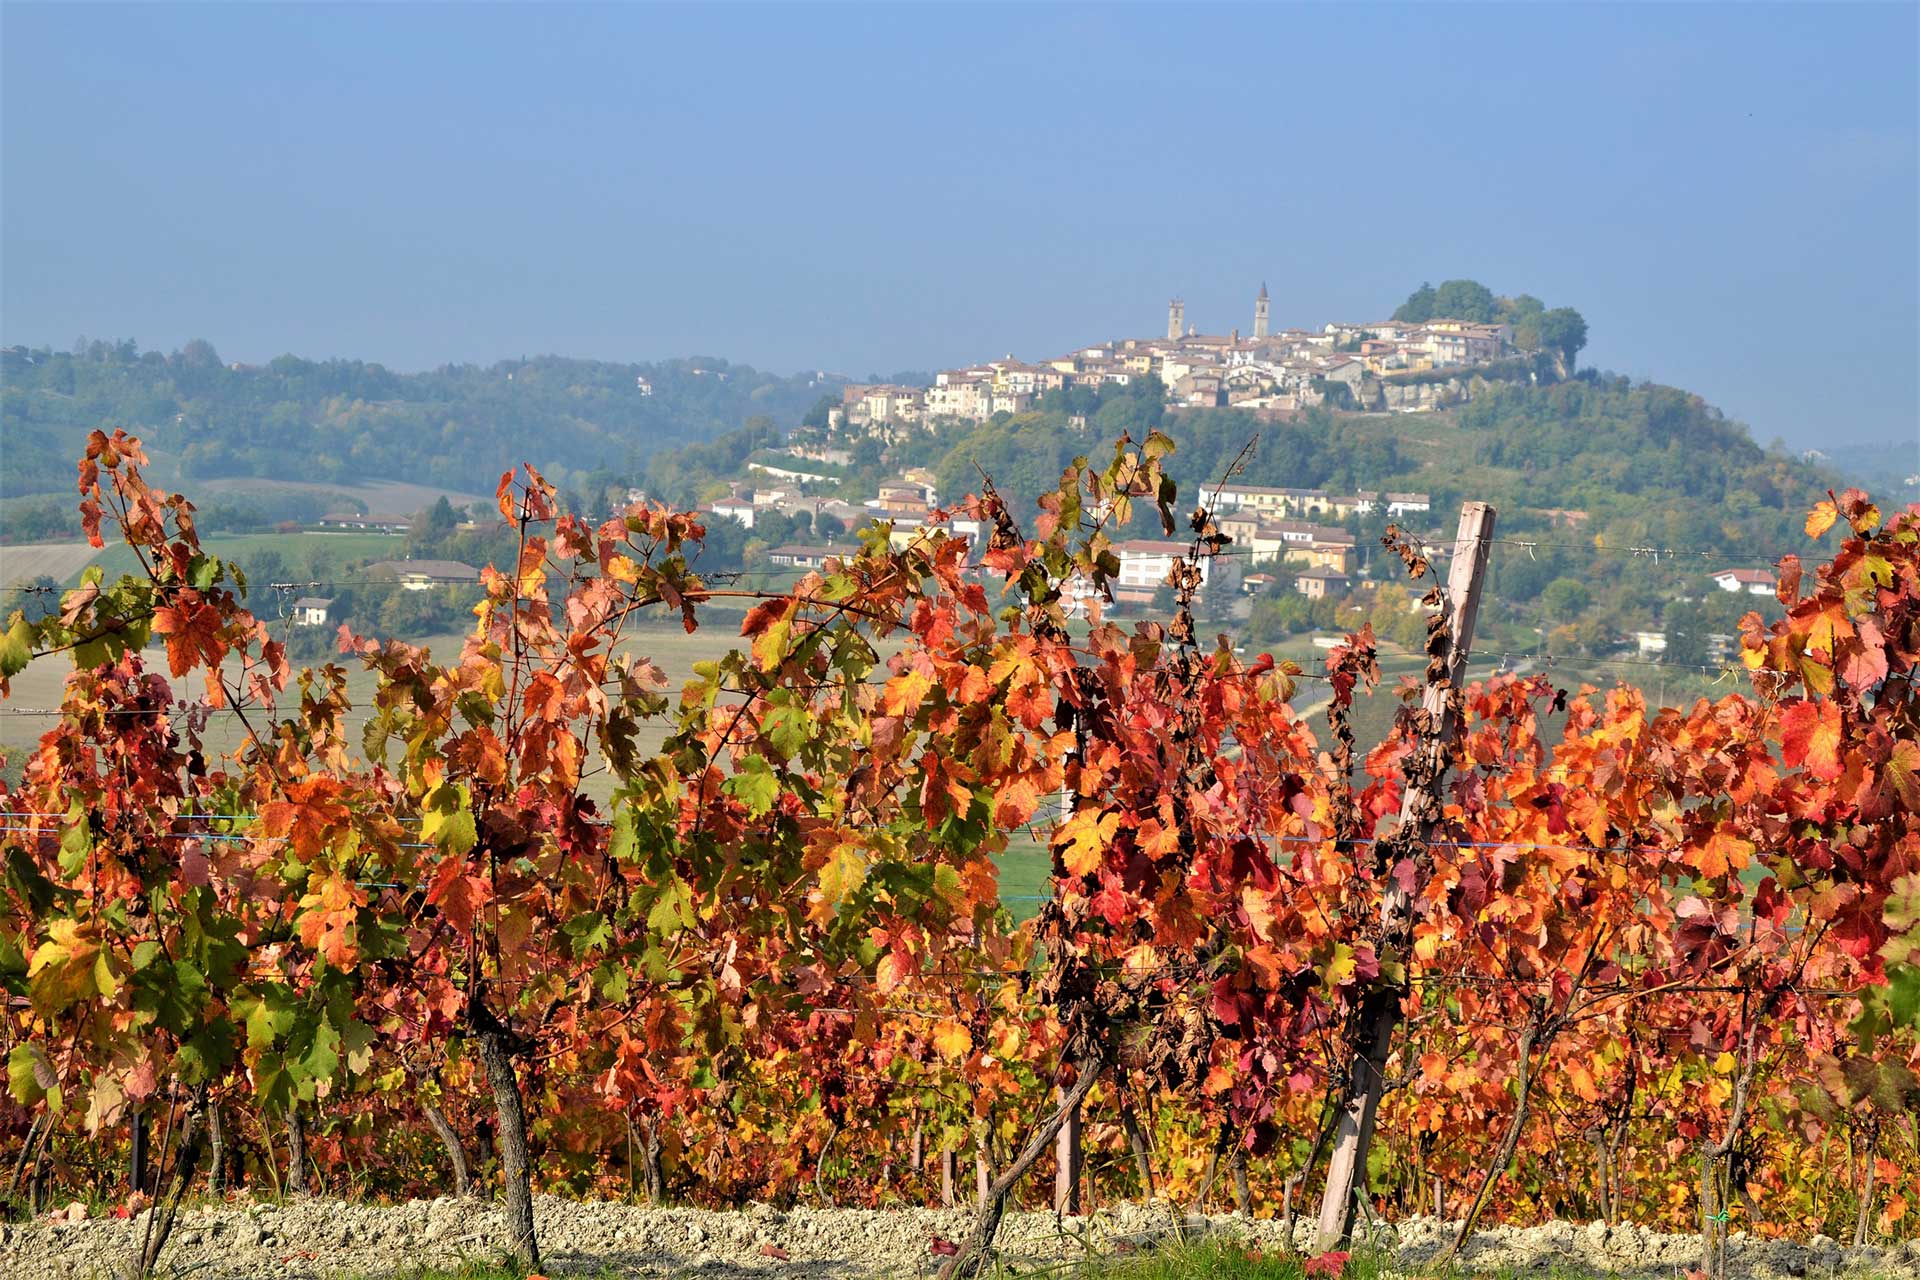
641,286,1800,667
674,289,1580,614
832,288,1545,438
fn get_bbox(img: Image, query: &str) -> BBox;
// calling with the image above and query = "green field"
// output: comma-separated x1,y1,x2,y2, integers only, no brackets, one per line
998,830,1054,920
78,530,414,592
182,474,491,514
0,606,870,784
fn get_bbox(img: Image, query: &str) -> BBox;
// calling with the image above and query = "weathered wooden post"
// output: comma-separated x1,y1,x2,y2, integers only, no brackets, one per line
1315,500,1495,1249
1053,1084,1083,1214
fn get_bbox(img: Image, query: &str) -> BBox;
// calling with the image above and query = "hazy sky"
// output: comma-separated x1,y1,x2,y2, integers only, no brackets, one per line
4,3,1915,451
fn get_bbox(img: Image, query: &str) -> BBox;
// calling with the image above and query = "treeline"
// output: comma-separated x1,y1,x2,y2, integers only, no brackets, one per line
1437,374,1837,658
1447,375,1833,555
0,339,832,498
1,487,337,544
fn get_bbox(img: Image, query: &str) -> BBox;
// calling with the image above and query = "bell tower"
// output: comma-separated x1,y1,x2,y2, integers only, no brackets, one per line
1253,282,1270,340
1167,298,1185,341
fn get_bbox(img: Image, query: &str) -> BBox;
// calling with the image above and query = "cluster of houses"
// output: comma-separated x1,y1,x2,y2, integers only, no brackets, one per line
290,488,1785,663
729,473,1434,611
705,467,941,536
831,290,1519,437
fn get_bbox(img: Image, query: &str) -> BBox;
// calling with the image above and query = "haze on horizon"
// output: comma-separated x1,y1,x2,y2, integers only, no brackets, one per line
3,2,1915,454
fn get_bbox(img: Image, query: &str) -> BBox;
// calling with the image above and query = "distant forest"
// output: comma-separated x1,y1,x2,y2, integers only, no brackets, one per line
0,339,832,499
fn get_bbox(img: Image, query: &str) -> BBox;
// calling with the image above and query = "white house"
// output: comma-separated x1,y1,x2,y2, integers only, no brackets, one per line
1711,568,1776,596
292,597,333,627
767,545,841,569
709,497,758,529
1114,540,1208,593
925,377,992,421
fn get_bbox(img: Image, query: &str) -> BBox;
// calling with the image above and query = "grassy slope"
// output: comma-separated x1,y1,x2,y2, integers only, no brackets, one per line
0,541,101,591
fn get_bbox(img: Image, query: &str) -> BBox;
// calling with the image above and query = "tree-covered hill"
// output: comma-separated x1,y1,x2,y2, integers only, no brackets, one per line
642,366,1845,672
664,368,1834,568
1417,376,1827,548
0,339,835,498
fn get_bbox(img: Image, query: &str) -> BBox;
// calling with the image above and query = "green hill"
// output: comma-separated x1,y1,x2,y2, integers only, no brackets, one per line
0,340,835,500
644,368,1843,680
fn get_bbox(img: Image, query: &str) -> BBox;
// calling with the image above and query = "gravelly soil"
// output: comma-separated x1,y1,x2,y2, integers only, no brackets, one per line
5,1196,1916,1279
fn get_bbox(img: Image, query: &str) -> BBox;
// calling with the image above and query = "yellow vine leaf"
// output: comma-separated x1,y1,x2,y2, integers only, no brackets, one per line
1056,808,1119,877
932,1019,971,1062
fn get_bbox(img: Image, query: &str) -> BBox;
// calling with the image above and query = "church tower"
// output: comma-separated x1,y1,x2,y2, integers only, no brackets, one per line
1167,298,1185,341
1253,282,1270,340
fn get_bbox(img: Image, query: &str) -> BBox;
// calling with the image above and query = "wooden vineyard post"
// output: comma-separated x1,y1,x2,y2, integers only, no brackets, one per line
1314,500,1495,1250
1053,1084,1083,1214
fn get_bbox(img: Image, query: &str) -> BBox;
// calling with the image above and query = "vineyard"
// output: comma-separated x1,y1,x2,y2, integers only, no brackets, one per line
1,429,1916,1279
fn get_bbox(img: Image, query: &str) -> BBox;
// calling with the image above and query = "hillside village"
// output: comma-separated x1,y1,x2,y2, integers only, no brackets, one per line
236,417,1789,682
632,292,1772,650
663,292,1565,616
666,472,1787,695
670,457,1776,664
833,290,1531,437
703,466,1431,612
660,292,1537,612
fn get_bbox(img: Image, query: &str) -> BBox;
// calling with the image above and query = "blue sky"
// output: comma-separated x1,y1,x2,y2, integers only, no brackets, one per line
4,3,1914,450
